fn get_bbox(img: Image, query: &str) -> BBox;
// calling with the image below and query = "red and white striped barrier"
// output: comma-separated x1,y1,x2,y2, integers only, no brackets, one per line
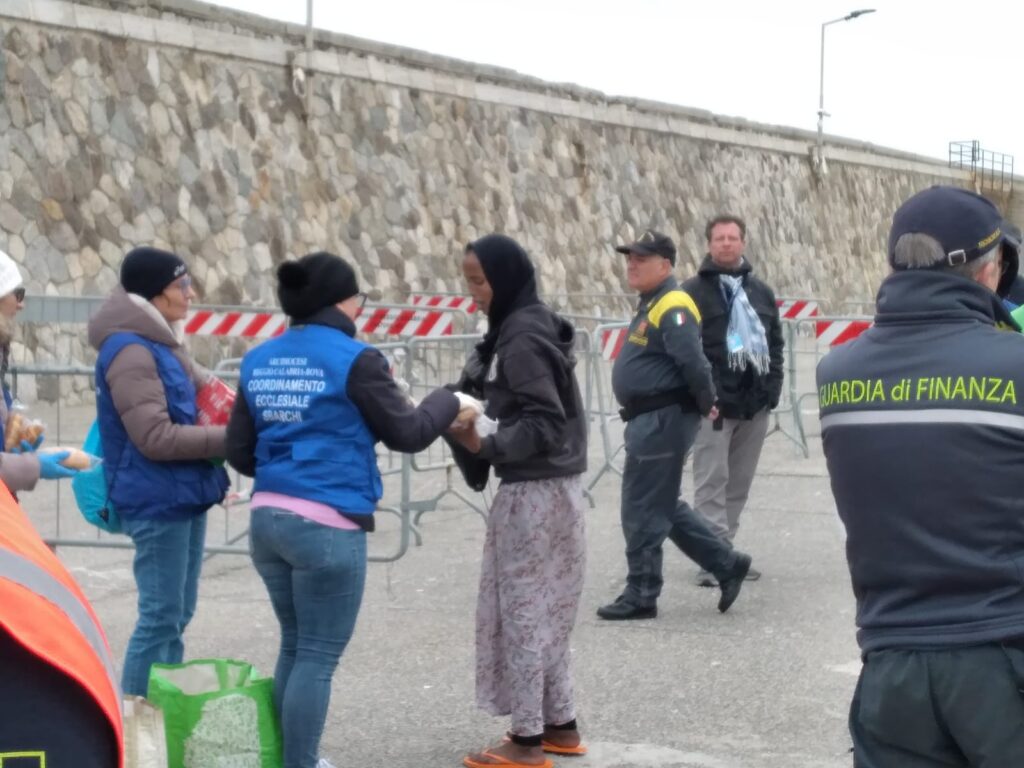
185,305,463,338
597,316,871,358
185,310,288,338
815,319,872,346
410,294,478,313
599,327,629,361
777,299,819,319
355,307,457,337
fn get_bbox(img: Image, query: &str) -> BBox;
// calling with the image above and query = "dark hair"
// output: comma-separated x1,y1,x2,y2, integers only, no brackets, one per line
705,215,747,241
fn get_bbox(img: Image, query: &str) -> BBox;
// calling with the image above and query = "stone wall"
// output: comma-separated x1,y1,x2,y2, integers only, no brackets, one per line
0,0,1000,396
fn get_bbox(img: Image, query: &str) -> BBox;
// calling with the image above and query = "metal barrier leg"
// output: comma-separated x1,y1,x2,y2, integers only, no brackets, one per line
411,467,489,531
764,320,809,457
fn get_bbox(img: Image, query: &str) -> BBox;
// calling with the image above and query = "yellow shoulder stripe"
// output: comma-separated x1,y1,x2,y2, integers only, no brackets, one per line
648,290,701,328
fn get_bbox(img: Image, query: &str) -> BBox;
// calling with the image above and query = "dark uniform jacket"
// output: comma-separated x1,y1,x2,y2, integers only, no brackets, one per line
682,255,784,419
473,304,588,483
817,270,1024,652
612,276,716,458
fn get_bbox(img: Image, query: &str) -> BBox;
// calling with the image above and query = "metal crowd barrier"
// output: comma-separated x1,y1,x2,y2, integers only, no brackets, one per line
766,321,809,457
585,322,629,492
12,298,840,563
11,337,490,564
780,313,875,445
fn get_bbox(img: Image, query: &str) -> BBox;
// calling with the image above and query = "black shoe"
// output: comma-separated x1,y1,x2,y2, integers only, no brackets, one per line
596,597,657,621
717,553,752,613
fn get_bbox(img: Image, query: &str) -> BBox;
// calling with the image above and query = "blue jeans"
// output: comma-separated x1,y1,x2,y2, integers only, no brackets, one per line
121,513,207,696
250,507,367,768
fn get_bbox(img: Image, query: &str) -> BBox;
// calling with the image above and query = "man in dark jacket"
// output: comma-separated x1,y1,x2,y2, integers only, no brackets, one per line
818,185,1024,766
682,215,783,585
999,221,1024,308
596,230,751,621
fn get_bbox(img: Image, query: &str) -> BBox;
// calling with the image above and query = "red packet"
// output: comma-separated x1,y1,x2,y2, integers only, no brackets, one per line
195,377,236,426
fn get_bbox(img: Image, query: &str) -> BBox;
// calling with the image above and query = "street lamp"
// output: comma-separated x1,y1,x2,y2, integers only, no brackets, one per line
815,9,876,175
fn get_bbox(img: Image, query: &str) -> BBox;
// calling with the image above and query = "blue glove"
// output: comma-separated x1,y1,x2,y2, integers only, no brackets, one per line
38,450,77,480
11,435,44,454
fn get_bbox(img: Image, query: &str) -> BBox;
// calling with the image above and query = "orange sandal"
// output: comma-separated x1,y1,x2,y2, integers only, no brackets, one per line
463,751,553,768
541,739,588,756
501,733,588,757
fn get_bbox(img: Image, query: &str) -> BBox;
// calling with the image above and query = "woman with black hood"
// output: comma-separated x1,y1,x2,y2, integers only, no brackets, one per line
449,235,588,768
225,252,459,768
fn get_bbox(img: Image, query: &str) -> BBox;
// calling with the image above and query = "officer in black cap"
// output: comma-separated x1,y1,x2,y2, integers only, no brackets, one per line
1000,220,1024,308
597,229,752,620
818,185,1024,765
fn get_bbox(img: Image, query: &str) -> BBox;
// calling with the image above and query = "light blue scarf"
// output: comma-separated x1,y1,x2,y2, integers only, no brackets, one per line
719,274,770,375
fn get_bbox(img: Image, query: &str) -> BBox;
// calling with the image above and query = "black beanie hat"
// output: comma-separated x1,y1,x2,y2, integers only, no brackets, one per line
120,247,189,300
277,251,360,319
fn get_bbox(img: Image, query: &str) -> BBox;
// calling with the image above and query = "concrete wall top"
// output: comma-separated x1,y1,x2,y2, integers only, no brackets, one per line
0,0,992,183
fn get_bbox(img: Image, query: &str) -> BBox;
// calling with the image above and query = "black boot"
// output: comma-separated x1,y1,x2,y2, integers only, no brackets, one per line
717,553,752,613
596,596,657,621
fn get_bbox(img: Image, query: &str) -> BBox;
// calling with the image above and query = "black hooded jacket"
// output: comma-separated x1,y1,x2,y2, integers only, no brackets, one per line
818,270,1024,652
681,255,784,419
458,235,587,483
474,305,587,482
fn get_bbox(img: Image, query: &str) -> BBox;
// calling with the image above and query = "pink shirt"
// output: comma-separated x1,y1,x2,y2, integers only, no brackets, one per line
250,492,362,531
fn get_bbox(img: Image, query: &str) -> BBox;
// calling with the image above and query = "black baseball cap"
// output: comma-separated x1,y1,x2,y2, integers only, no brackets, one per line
888,185,1019,297
614,230,676,265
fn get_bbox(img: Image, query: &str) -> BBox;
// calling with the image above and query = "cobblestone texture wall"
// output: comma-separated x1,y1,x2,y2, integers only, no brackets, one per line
0,0,984,400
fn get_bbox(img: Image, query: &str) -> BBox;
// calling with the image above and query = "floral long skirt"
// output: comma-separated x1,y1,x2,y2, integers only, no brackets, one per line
475,474,587,736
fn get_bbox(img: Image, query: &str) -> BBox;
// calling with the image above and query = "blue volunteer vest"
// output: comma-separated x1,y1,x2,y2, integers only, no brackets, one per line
240,324,381,516
96,333,229,520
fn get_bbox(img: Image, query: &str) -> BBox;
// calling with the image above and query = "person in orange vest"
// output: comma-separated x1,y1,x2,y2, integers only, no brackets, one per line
0,484,122,765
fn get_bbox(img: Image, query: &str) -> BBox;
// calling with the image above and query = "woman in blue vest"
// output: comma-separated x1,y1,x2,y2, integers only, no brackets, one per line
225,252,460,768
449,235,588,768
88,247,229,696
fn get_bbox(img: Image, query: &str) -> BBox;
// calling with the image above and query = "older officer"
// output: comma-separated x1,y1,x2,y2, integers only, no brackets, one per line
819,186,1024,766
597,230,752,620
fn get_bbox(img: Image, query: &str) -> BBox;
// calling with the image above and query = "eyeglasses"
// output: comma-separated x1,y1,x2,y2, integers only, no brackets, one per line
172,276,192,294
12,287,25,302
358,292,369,308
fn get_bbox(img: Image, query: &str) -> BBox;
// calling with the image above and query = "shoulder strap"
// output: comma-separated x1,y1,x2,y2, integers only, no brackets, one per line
648,290,703,328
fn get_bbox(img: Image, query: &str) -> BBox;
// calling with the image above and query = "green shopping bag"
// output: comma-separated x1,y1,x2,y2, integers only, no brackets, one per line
147,659,282,768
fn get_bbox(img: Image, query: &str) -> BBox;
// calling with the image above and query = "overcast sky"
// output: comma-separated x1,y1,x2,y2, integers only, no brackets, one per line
205,0,1022,170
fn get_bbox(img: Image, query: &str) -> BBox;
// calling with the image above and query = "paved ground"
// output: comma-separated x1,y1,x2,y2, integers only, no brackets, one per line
19,399,858,768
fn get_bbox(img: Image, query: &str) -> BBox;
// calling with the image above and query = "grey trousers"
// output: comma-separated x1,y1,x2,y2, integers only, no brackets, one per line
692,408,770,541
619,412,737,608
850,644,1024,767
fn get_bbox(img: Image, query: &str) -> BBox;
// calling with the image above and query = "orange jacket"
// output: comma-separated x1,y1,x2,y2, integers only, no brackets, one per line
0,484,122,766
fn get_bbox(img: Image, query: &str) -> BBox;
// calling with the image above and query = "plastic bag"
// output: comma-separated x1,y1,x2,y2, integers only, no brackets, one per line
4,402,45,452
148,659,282,768
124,696,169,768
70,420,122,534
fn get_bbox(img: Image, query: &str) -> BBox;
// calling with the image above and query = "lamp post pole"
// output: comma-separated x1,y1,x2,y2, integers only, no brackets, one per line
815,9,876,175
305,0,314,115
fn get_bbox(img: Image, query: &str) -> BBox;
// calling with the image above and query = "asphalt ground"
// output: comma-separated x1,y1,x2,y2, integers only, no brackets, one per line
19,396,859,768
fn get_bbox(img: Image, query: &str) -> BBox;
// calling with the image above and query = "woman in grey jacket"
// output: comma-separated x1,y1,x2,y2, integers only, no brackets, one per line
449,235,588,768
89,247,228,696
